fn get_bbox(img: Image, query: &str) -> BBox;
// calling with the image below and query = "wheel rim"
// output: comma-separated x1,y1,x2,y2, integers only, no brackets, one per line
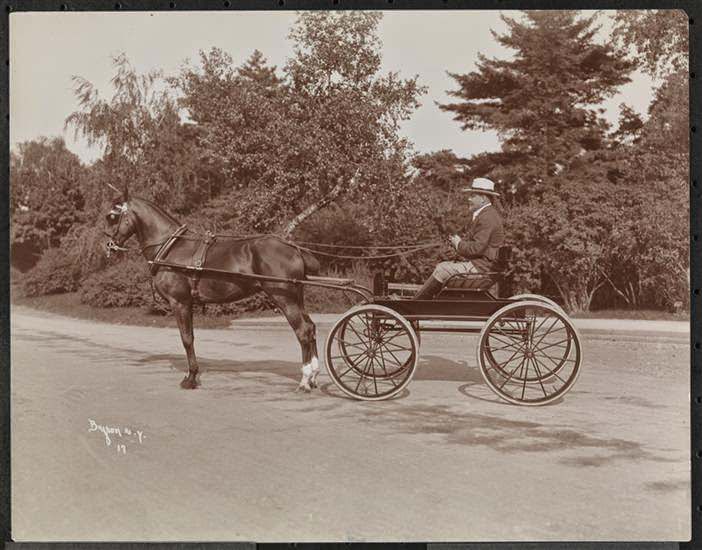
478,301,582,405
325,305,419,400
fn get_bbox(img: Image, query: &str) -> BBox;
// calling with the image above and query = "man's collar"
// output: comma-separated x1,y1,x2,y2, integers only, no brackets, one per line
472,203,491,221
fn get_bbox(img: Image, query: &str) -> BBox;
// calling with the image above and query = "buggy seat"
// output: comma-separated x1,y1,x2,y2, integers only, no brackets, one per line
380,245,513,299
444,245,512,291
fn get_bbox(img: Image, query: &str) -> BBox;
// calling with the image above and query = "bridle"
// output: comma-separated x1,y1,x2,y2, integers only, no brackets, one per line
104,202,132,257
103,201,180,258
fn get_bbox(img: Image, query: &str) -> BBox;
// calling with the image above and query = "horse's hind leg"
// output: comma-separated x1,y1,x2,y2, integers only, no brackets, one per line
170,299,200,389
264,283,318,392
304,312,320,389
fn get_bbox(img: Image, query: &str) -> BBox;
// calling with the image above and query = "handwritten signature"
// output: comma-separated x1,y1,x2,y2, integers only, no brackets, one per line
88,419,146,454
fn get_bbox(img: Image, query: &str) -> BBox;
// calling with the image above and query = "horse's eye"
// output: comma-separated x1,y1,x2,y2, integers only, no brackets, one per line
105,213,117,224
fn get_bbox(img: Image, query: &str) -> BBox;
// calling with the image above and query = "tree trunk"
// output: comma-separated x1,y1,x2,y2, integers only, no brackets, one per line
282,171,358,238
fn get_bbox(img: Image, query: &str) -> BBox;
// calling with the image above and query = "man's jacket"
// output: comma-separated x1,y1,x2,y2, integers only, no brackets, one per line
455,205,505,272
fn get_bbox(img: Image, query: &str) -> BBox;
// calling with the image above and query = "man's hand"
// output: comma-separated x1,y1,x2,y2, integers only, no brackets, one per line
449,234,462,250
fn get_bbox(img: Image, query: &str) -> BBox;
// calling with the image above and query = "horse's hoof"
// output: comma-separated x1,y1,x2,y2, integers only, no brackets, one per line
180,377,198,390
296,383,312,393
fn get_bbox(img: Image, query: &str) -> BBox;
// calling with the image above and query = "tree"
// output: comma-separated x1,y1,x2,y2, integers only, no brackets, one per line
10,137,85,270
612,10,688,78
66,53,177,193
439,11,636,312
172,12,426,236
441,11,633,201
603,70,689,309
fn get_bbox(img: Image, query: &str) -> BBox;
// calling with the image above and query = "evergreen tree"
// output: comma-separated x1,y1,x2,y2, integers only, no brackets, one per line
440,12,636,312
441,11,634,201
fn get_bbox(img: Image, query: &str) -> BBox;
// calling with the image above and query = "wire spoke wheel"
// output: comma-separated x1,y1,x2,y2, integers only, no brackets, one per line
325,305,419,401
478,300,582,406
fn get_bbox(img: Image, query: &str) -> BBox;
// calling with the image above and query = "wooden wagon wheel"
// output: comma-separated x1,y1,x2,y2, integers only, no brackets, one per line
325,304,419,401
477,301,582,406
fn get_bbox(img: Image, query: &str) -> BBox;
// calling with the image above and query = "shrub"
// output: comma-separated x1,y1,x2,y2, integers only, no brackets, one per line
79,256,153,308
22,247,82,296
205,293,276,317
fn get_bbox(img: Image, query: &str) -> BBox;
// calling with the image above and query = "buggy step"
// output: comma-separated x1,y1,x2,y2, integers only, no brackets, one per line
306,275,355,286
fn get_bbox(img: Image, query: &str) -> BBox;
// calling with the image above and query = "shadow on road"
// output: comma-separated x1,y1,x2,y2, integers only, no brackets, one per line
137,352,487,385
137,353,303,383
413,355,484,383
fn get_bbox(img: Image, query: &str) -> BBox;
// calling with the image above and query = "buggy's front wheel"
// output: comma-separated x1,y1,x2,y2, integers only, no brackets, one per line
325,304,419,401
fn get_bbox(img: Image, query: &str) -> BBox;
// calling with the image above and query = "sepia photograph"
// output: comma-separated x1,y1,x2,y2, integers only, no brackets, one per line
9,8,690,542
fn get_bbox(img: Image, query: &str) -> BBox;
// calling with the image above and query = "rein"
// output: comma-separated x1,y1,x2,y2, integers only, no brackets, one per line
107,224,445,261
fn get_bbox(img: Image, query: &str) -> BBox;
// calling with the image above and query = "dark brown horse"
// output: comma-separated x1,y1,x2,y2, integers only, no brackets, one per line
104,190,321,392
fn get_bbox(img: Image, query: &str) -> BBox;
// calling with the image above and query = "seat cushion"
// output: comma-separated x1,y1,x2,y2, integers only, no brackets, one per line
445,275,495,290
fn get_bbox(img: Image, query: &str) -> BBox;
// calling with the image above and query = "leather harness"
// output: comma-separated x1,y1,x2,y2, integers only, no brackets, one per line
149,225,218,303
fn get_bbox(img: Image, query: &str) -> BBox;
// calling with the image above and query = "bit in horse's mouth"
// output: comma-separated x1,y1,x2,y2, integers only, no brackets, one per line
105,239,128,257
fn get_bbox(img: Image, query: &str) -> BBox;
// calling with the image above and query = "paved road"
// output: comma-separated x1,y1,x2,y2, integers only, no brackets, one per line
11,306,690,542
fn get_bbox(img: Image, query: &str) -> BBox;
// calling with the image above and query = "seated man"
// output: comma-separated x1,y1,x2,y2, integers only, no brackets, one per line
414,177,505,300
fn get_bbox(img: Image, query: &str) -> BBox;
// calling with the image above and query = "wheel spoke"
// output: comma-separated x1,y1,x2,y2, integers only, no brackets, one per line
336,339,368,351
381,341,413,353
535,353,576,364
370,356,379,395
529,356,549,397
520,356,530,399
532,350,569,384
533,337,572,353
489,331,526,352
529,315,559,348
345,319,370,344
354,354,373,392
337,364,357,380
498,354,527,389
330,350,368,361
487,340,528,353
382,329,414,346
486,338,527,374
377,349,398,387
378,340,408,368
526,313,553,342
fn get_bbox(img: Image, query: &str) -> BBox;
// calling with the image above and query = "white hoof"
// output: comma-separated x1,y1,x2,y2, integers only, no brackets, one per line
309,357,320,389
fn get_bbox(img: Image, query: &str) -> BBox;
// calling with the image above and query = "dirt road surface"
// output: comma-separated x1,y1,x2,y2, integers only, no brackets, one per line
11,306,690,542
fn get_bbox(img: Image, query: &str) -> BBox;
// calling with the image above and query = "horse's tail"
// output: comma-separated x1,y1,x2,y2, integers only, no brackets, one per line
300,248,320,277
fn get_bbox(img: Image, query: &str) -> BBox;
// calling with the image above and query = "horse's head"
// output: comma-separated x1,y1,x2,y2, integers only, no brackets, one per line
104,197,139,256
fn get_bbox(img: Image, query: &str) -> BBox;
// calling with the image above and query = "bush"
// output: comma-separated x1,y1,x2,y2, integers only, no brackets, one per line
79,256,153,308
22,247,82,296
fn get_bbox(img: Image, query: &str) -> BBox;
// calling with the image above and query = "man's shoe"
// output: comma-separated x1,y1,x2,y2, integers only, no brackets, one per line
413,276,443,300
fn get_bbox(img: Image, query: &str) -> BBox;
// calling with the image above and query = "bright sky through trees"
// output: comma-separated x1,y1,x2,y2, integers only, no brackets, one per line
10,10,655,164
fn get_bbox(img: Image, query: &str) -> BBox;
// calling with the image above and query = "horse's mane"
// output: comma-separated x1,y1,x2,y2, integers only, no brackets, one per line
132,196,181,225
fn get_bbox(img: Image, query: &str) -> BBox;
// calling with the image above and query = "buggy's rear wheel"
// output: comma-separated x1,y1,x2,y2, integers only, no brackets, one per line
478,301,582,406
325,305,419,401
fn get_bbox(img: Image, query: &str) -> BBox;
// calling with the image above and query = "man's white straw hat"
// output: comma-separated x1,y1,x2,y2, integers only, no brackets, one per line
461,177,500,197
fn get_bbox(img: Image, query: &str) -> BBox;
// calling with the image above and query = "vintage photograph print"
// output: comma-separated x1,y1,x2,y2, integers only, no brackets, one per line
9,9,690,542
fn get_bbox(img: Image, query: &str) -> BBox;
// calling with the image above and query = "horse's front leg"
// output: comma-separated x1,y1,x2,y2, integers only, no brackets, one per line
170,299,200,389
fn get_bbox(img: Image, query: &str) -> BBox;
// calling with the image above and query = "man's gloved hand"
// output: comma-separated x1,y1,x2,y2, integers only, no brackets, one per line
449,234,461,250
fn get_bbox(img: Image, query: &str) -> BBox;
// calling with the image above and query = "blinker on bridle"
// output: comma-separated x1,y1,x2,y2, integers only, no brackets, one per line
104,202,130,257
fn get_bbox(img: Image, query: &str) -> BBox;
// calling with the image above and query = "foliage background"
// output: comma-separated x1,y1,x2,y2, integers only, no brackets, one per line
10,10,690,315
